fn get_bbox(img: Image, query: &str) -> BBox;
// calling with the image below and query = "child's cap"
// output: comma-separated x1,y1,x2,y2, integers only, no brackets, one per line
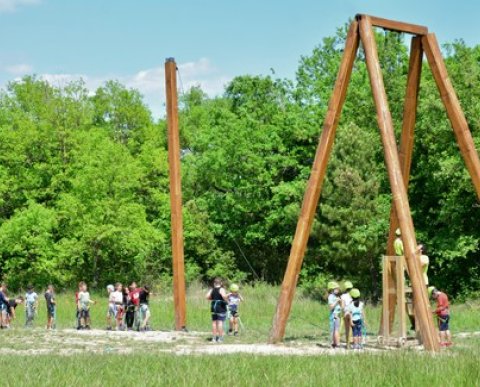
27,284,33,290
107,284,114,292
230,284,239,292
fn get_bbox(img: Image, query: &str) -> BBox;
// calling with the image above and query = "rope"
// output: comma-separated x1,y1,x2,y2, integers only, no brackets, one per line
233,239,260,280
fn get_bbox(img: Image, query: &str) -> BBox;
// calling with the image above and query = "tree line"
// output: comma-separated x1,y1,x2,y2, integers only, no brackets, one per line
0,24,479,299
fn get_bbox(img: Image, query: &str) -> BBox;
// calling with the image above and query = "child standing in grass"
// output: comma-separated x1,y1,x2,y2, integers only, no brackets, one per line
206,277,228,343
346,288,367,350
106,284,115,330
6,296,23,327
77,282,95,329
44,285,56,330
227,284,243,336
112,283,125,330
341,280,354,348
0,283,9,329
139,285,151,332
25,285,38,327
327,281,341,348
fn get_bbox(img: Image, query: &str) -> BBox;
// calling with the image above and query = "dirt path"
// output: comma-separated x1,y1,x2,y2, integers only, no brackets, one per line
1,328,476,356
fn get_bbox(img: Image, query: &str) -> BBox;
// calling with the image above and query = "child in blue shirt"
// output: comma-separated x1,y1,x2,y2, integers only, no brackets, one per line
327,281,341,348
346,288,367,349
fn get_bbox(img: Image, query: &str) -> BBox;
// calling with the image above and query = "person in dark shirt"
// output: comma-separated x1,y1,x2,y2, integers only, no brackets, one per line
44,285,56,330
6,296,24,327
0,283,10,329
206,278,228,343
139,285,151,332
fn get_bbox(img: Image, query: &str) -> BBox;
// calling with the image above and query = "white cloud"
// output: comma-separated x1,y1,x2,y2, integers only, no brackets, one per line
0,0,40,13
37,58,231,119
5,63,33,75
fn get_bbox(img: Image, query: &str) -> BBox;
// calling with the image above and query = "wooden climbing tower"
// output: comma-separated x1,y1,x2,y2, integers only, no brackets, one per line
269,14,480,352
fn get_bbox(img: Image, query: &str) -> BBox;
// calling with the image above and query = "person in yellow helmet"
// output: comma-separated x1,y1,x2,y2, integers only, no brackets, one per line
341,280,354,348
227,283,243,337
394,228,404,256
327,281,341,348
346,288,367,349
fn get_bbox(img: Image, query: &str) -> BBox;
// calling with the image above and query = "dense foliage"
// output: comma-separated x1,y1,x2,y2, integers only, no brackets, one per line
0,25,479,298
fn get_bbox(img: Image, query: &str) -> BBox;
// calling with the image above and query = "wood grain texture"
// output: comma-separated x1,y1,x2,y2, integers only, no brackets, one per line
381,36,423,336
165,58,187,330
357,14,428,35
359,17,439,352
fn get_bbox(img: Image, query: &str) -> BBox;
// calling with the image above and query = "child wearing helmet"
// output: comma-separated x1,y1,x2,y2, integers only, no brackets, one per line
346,288,366,349
327,281,341,348
341,281,354,348
394,228,404,256
227,283,243,336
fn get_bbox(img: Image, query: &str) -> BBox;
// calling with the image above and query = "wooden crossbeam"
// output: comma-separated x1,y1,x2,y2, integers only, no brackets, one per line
357,14,428,35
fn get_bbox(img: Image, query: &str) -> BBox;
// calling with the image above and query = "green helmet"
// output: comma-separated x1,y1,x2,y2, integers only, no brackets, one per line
350,288,360,298
230,284,239,292
327,281,340,291
428,286,436,298
343,280,353,291
395,228,401,236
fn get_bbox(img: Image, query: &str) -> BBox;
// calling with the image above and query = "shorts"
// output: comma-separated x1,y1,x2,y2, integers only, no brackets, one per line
438,315,450,331
329,315,340,332
212,313,227,322
228,306,239,318
115,305,124,319
352,319,363,337
0,304,7,313
139,304,150,320
79,309,90,319
107,304,116,318
47,305,55,318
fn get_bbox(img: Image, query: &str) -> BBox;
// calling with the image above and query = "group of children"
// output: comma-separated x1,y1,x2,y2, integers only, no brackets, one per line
0,283,56,330
0,281,151,332
328,281,367,350
326,280,452,349
75,281,151,332
206,277,244,343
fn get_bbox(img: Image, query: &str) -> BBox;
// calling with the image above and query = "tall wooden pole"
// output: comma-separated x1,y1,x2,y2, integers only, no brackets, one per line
359,16,439,352
422,33,480,200
269,21,360,344
165,57,187,330
381,36,423,335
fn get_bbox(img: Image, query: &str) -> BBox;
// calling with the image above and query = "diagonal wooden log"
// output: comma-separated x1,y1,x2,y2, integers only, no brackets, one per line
381,36,423,336
269,20,360,344
359,16,439,352
422,33,480,200
165,58,187,330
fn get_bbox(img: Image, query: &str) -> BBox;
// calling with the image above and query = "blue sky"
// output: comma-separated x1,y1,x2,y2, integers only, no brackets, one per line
0,0,479,117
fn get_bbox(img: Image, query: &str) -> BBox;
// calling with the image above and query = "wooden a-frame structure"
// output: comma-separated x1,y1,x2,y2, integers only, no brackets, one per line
269,14,480,352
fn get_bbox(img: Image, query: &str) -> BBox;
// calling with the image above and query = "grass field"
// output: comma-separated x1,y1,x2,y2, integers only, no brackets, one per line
1,283,479,386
